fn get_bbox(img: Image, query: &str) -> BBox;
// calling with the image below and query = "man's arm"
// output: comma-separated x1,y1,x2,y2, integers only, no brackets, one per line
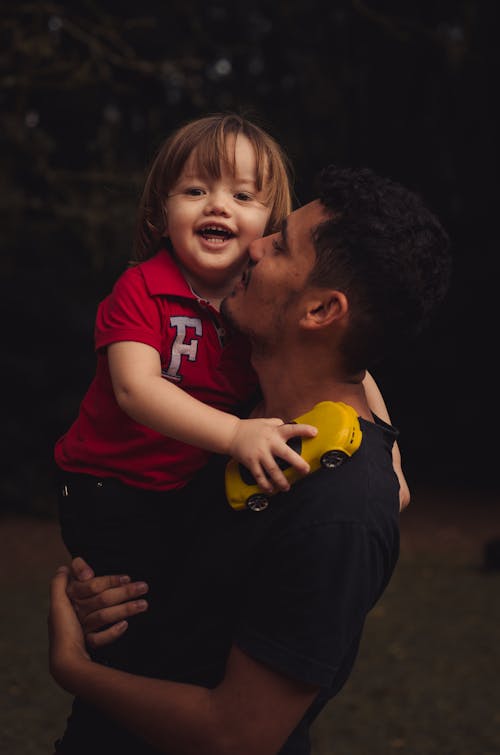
50,567,318,755
363,370,410,509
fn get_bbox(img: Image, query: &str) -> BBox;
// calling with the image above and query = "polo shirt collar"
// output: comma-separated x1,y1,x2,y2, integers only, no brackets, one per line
141,248,197,299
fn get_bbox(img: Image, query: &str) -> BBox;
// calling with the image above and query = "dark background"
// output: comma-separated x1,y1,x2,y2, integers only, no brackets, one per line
1,0,497,516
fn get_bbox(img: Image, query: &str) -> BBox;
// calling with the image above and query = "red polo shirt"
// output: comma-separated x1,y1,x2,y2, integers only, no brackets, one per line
55,250,258,491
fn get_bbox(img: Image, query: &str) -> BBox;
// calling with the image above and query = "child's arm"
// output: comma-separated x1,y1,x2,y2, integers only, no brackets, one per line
108,341,317,494
363,371,411,510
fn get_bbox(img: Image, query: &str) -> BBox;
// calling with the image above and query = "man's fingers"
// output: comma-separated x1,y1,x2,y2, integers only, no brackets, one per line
82,598,148,633
50,566,70,606
399,487,411,511
68,574,133,601
71,557,95,581
49,565,89,675
49,566,75,641
86,622,129,649
70,581,149,618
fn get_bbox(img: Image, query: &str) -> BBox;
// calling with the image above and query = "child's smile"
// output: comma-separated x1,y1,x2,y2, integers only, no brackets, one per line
196,222,236,246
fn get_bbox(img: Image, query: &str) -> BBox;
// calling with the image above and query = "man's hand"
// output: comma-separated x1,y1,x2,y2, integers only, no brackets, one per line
67,557,149,648
48,566,91,693
391,443,411,511
398,474,411,511
228,418,318,494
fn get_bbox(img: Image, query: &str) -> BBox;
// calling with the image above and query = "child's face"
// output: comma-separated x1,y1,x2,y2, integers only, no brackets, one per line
164,135,271,301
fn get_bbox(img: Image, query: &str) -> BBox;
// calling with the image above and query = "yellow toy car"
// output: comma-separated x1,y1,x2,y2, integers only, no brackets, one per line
225,401,363,512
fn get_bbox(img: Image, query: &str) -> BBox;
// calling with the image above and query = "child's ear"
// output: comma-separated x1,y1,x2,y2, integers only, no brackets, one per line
300,291,348,329
161,203,169,236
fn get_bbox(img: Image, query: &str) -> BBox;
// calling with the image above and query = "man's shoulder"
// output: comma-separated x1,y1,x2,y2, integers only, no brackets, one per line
286,418,398,520
270,423,399,549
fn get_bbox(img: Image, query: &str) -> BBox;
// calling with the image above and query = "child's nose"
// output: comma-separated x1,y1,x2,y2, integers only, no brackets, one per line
204,190,230,216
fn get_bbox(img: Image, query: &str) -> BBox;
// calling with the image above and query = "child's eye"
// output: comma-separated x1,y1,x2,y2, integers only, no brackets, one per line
234,192,254,202
185,187,205,196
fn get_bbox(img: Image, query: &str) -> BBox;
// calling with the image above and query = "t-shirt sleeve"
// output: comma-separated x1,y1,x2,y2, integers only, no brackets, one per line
234,520,385,689
95,267,164,352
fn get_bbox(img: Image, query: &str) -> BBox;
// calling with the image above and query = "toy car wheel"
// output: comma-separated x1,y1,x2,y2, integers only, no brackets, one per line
320,450,348,469
246,494,270,512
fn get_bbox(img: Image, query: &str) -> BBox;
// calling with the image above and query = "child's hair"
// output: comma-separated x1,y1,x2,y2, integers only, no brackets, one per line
134,113,293,261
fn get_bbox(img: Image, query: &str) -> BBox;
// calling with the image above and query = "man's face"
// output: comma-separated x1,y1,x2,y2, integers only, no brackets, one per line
222,200,328,344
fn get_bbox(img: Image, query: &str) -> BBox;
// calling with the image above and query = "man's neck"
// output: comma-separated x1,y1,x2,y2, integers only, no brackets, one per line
251,352,372,422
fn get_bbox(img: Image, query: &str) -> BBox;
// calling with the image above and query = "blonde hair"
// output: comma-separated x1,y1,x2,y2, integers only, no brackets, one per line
134,113,293,261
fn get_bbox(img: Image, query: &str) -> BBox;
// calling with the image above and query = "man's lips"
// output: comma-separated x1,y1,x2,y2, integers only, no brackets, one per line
230,267,251,296
241,265,252,289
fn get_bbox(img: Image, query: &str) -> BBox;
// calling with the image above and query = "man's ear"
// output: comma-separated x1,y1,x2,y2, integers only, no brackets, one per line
300,290,348,330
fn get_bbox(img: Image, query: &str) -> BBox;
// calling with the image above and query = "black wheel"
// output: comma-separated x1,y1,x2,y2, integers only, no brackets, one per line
320,450,348,469
246,494,270,512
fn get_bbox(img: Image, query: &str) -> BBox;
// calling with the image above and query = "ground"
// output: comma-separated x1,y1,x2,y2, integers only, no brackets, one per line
1,485,499,754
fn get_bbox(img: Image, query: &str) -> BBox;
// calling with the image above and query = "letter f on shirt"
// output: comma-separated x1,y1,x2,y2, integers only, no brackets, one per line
164,316,203,382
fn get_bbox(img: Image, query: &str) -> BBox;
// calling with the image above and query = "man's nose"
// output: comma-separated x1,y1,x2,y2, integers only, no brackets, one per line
248,237,264,263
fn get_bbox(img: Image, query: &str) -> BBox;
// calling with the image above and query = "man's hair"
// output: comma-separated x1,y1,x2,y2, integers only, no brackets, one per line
310,165,452,370
134,113,293,261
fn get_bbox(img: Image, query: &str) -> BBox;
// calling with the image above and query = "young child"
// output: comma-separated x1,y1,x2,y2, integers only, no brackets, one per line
55,113,407,571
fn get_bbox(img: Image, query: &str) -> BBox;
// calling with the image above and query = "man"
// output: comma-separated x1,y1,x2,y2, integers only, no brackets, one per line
49,165,451,755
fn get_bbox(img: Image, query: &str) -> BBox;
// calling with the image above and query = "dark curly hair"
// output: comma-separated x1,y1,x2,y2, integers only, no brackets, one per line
310,165,451,371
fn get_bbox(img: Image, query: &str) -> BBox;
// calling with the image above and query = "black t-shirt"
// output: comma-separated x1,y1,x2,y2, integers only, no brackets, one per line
57,417,399,755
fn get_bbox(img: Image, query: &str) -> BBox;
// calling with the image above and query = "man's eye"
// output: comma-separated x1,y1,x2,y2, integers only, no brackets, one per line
272,238,284,253
185,187,205,196
234,192,254,202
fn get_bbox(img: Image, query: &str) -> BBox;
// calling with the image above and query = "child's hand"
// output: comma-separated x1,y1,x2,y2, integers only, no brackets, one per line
66,557,149,649
228,418,318,494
